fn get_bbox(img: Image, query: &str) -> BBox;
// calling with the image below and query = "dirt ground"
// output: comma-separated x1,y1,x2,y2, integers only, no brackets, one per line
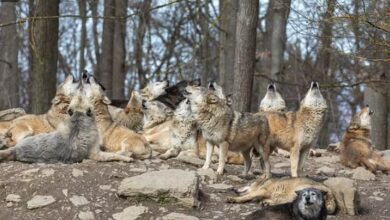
0,151,389,220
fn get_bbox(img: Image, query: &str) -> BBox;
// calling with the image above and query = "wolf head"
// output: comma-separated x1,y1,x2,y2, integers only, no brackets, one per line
295,188,327,219
141,80,169,100
259,83,286,112
65,94,96,131
207,82,232,106
124,91,142,114
141,99,173,127
174,99,192,119
348,105,374,131
52,75,80,105
300,82,327,111
184,85,229,115
83,76,111,105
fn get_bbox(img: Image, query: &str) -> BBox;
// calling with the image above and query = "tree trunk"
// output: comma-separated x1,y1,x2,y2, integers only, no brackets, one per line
112,0,128,100
364,87,388,150
30,0,59,114
78,0,87,73
90,0,100,75
135,0,152,88
232,0,259,112
99,0,116,98
199,1,211,85
218,0,238,95
0,2,19,110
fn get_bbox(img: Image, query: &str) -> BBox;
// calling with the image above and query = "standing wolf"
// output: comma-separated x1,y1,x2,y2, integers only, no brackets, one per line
4,75,79,147
0,93,132,163
260,82,327,177
340,105,390,173
185,85,270,176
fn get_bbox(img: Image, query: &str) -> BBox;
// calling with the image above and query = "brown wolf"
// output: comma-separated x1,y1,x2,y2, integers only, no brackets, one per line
340,105,390,173
259,83,287,113
261,82,327,177
185,85,270,176
109,91,144,132
226,176,336,215
4,75,79,147
84,76,151,159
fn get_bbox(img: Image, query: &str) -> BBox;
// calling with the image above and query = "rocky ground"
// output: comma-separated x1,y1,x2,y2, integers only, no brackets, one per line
0,150,390,220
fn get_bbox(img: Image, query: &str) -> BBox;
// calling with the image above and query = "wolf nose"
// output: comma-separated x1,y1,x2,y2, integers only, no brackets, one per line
305,196,310,202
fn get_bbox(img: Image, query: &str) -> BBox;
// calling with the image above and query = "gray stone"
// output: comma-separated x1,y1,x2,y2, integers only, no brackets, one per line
41,168,55,177
27,195,56,209
69,195,90,206
208,183,233,191
72,168,84,177
316,166,336,177
78,211,95,220
273,162,290,168
159,212,199,220
197,168,217,183
118,169,200,207
112,206,148,220
226,175,243,182
352,167,375,181
324,177,360,215
175,154,204,166
6,194,21,203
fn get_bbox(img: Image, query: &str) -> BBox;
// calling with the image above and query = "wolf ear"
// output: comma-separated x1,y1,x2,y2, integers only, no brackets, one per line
207,94,219,104
102,96,111,105
320,190,328,196
52,94,66,105
64,74,74,84
128,91,141,108
295,190,302,195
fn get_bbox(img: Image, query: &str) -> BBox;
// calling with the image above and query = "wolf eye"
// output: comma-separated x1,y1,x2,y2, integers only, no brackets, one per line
68,109,74,116
86,108,93,117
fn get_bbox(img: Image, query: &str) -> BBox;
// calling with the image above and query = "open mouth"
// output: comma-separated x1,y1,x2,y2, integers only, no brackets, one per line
311,81,319,89
141,100,147,110
208,81,216,90
183,89,191,96
267,83,275,91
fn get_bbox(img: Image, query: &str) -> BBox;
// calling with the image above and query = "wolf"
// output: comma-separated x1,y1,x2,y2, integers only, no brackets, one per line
185,85,270,176
4,75,79,147
84,76,152,159
108,91,144,132
226,176,336,215
340,105,390,173
0,108,26,140
260,82,327,177
140,80,169,101
0,93,132,163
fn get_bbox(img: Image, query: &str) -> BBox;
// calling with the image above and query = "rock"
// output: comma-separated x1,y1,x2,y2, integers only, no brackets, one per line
369,196,384,201
41,168,55,177
62,189,68,197
27,195,56,209
197,168,217,183
338,169,354,176
72,168,84,177
273,162,290,168
381,150,390,157
271,168,286,175
324,177,360,215
352,167,375,181
159,212,199,220
112,206,148,220
22,168,40,176
208,183,233,191
78,211,95,220
315,156,339,164
118,169,200,207
226,175,243,182
175,154,204,166
6,202,13,207
6,194,21,203
69,195,89,206
316,166,336,176
99,185,113,191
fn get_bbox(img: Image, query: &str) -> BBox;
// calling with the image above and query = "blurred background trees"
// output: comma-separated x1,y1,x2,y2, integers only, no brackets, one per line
0,0,389,149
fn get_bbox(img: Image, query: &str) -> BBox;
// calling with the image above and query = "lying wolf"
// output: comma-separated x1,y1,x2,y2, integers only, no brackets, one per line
185,85,270,175
226,176,336,215
340,105,390,173
84,76,152,159
261,82,327,177
0,108,26,145
4,75,79,147
0,93,132,163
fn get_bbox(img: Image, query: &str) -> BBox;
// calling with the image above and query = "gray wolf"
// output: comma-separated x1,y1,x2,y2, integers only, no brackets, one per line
0,93,132,163
226,176,336,215
340,105,390,173
185,85,270,175
259,83,287,113
84,76,152,159
261,82,327,177
4,75,79,147
140,80,169,101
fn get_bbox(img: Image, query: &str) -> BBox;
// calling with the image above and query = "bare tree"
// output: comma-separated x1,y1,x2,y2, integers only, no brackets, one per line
98,0,115,98
112,0,128,100
232,0,259,112
78,0,87,72
0,2,19,110
218,0,238,95
30,0,59,114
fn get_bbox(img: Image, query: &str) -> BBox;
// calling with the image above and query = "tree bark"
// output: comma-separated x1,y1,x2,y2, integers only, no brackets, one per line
30,0,59,114
99,0,116,98
112,0,128,100
232,0,259,112
218,0,238,95
0,2,19,110
78,0,87,73
199,1,211,85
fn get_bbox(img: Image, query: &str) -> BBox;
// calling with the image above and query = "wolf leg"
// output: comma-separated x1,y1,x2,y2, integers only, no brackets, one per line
0,148,16,162
297,147,311,176
290,143,300,177
89,151,133,162
226,188,267,203
160,146,181,160
242,148,252,175
202,142,214,170
216,142,229,175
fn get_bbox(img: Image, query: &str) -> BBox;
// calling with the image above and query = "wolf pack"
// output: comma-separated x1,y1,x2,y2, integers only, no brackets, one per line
0,72,389,219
